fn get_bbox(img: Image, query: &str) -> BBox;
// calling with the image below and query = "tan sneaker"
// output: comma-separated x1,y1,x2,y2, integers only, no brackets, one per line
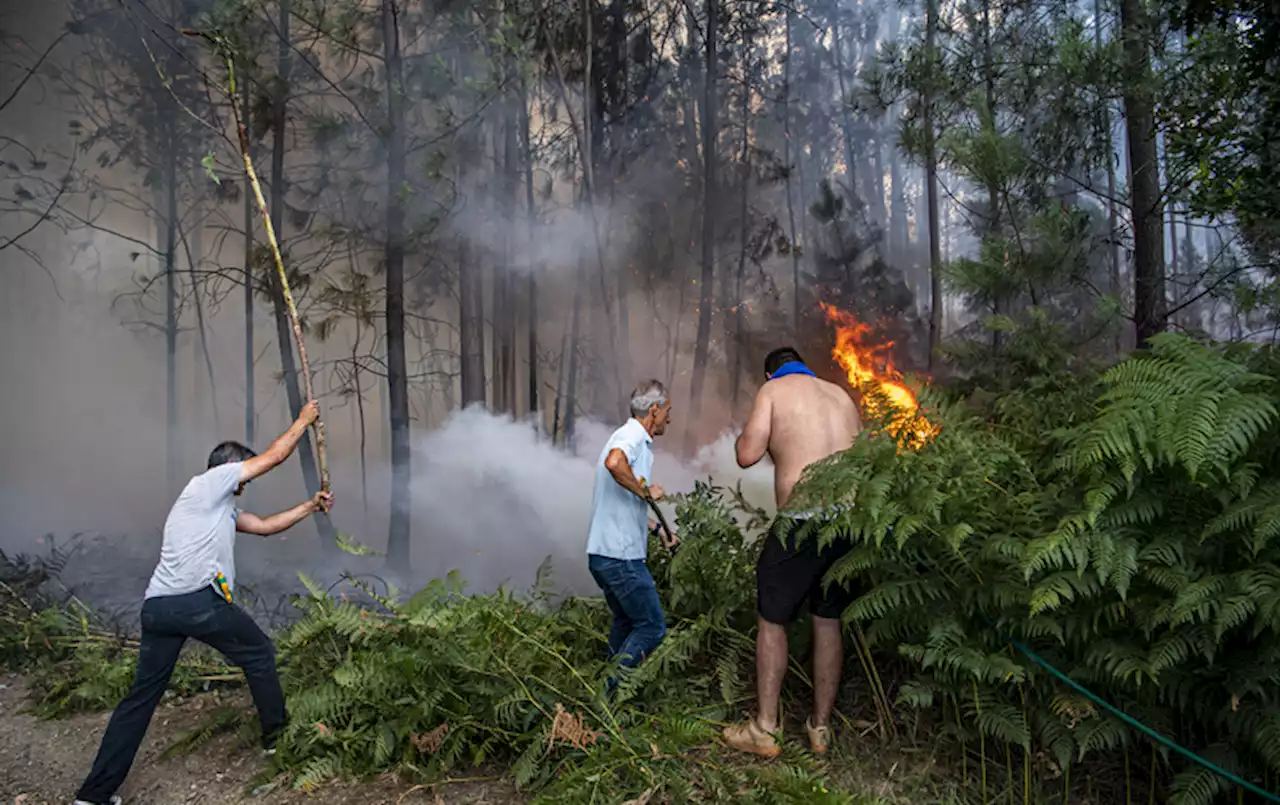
805,717,831,754
722,717,782,758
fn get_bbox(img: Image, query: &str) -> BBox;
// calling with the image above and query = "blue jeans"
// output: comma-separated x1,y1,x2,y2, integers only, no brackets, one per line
588,555,667,670
76,586,286,805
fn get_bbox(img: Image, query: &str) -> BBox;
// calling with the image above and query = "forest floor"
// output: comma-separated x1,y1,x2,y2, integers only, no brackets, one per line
0,676,526,805
0,668,959,805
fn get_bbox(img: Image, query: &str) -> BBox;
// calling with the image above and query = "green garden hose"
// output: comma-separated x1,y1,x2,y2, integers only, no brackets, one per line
986,614,1280,802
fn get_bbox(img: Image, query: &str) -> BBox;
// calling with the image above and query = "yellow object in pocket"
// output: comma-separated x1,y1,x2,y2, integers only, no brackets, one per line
213,571,233,604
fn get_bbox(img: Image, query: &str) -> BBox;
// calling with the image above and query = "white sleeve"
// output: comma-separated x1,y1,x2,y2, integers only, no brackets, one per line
617,430,645,466
206,462,244,501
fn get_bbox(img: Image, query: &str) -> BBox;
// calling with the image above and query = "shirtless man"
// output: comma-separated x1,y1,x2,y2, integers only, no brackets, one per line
722,346,862,758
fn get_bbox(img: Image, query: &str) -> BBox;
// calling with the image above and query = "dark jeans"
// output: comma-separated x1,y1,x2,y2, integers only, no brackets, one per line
75,587,285,805
587,554,667,671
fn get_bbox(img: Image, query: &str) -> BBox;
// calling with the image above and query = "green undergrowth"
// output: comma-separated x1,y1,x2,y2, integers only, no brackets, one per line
10,332,1280,804
0,549,233,716
1,487,895,804
258,481,886,803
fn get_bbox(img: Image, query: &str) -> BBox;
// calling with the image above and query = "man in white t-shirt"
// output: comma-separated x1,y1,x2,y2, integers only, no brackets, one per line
586,380,678,682
73,401,334,805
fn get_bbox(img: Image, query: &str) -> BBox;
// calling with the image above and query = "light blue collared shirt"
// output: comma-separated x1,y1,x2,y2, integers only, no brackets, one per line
585,418,654,561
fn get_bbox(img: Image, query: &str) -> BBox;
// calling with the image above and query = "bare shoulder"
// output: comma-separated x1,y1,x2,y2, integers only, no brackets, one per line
817,376,855,403
814,375,845,393
817,377,862,422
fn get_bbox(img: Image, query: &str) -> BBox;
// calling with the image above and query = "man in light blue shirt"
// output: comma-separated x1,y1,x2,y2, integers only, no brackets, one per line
586,379,679,675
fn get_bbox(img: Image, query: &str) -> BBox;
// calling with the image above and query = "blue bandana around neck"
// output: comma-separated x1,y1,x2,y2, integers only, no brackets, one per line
769,361,816,380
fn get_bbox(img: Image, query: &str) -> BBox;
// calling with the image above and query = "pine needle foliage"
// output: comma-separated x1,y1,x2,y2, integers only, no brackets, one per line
791,332,1280,804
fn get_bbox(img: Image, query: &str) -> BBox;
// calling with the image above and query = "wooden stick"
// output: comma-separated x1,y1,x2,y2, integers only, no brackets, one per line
227,64,329,496
639,478,676,553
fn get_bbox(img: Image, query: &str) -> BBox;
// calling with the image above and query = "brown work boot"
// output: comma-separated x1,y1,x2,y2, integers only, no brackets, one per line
722,717,782,758
805,717,831,754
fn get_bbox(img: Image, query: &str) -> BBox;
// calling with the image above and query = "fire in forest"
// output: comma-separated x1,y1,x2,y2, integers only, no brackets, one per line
819,302,939,447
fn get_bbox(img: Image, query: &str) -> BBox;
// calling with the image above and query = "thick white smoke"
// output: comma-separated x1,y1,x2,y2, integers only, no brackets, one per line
380,407,778,597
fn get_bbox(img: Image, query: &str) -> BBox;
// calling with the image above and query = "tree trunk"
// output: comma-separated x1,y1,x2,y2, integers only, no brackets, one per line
796,144,813,317
783,8,801,331
183,201,219,434
686,0,717,453
501,82,519,413
351,329,369,515
731,27,753,415
382,0,411,569
982,0,1003,352
1183,216,1197,329
520,76,538,426
889,153,908,271
268,0,334,550
459,235,486,406
602,0,632,397
1168,200,1180,327
552,319,569,444
1120,0,1167,344
870,137,887,232
165,129,179,487
924,0,944,371
563,258,585,450
242,71,255,444
1095,0,1121,356
831,7,858,200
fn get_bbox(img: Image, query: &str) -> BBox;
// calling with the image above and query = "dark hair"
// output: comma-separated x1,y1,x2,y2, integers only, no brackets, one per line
207,441,257,469
764,346,805,376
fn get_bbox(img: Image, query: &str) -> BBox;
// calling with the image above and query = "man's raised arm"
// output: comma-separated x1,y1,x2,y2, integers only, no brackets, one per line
239,400,321,483
736,387,772,469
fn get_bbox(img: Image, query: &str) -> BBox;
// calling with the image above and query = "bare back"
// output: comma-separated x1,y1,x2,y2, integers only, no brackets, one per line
762,375,862,509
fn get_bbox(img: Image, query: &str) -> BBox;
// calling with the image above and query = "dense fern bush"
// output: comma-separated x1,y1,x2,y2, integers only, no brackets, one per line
792,332,1280,804
271,484,854,804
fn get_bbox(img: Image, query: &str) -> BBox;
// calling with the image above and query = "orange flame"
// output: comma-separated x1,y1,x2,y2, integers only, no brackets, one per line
819,302,939,448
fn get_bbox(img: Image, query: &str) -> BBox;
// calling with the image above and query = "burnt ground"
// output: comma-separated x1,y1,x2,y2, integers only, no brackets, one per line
0,677,526,805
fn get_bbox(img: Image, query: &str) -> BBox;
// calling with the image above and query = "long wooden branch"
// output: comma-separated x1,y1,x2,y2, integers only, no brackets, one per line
226,61,330,497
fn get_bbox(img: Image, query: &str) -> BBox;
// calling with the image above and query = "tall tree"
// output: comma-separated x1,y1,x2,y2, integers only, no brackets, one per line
459,233,486,406
1120,0,1167,343
164,120,179,483
1095,0,1123,355
687,0,718,451
782,7,801,330
242,67,255,445
266,0,335,549
924,0,943,369
383,0,411,569
520,73,539,424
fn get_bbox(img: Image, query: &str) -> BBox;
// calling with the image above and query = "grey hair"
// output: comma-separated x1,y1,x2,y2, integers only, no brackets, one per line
629,379,669,418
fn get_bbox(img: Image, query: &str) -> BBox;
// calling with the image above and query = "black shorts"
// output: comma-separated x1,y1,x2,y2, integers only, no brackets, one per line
756,515,856,624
